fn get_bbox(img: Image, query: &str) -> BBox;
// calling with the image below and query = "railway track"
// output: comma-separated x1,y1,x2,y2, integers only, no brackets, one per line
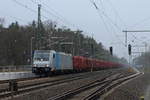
0,75,39,84
0,70,114,99
0,68,136,100
48,72,141,100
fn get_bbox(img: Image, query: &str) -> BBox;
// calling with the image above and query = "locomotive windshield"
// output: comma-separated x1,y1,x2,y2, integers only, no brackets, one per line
34,53,49,61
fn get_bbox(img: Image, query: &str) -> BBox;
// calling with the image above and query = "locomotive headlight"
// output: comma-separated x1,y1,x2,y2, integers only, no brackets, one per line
33,64,37,67
45,64,49,67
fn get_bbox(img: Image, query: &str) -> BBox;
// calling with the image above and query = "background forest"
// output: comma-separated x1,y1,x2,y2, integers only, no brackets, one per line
0,19,127,65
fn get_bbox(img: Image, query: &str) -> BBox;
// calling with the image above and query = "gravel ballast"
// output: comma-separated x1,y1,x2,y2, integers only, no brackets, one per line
104,72,150,100
4,68,132,100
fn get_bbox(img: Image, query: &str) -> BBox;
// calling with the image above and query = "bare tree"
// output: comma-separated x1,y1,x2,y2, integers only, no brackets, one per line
43,20,57,49
43,20,57,32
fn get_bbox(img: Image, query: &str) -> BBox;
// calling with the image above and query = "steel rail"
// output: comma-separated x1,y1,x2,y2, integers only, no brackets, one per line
0,71,113,99
48,74,121,100
48,73,141,100
83,73,141,100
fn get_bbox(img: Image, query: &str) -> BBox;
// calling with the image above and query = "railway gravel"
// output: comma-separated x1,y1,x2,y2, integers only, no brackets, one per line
0,71,100,93
2,68,134,100
104,72,150,100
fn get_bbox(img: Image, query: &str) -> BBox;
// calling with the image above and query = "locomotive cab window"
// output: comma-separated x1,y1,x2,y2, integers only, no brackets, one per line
53,54,55,58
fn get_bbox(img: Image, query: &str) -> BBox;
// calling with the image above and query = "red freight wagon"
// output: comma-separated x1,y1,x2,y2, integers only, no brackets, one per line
85,58,93,69
73,56,87,71
98,60,105,69
105,62,112,68
73,56,122,72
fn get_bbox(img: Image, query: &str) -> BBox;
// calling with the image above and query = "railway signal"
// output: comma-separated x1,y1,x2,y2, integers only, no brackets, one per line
109,46,113,55
128,44,132,55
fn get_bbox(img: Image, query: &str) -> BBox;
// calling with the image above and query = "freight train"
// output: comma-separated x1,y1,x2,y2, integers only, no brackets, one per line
32,50,123,75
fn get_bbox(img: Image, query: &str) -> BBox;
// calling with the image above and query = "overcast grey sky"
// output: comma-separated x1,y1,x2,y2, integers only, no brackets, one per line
1,0,150,59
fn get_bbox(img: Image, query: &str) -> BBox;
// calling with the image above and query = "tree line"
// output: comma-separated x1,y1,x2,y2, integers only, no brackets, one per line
0,19,127,65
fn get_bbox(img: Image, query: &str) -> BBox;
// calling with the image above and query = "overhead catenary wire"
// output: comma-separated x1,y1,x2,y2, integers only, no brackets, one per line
0,0,36,24
42,8,78,29
12,0,79,32
30,0,82,30
96,0,123,37
94,0,147,48
30,0,64,22
98,0,134,45
103,0,140,46
94,0,123,45
12,0,93,38
40,1,76,27
105,0,127,27
11,0,49,20
2,14,27,23
93,0,122,31
89,0,120,46
103,0,150,45
90,0,122,32
30,0,93,36
12,0,37,13
0,8,29,23
89,0,126,46
89,0,111,34
10,0,93,38
99,0,135,44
